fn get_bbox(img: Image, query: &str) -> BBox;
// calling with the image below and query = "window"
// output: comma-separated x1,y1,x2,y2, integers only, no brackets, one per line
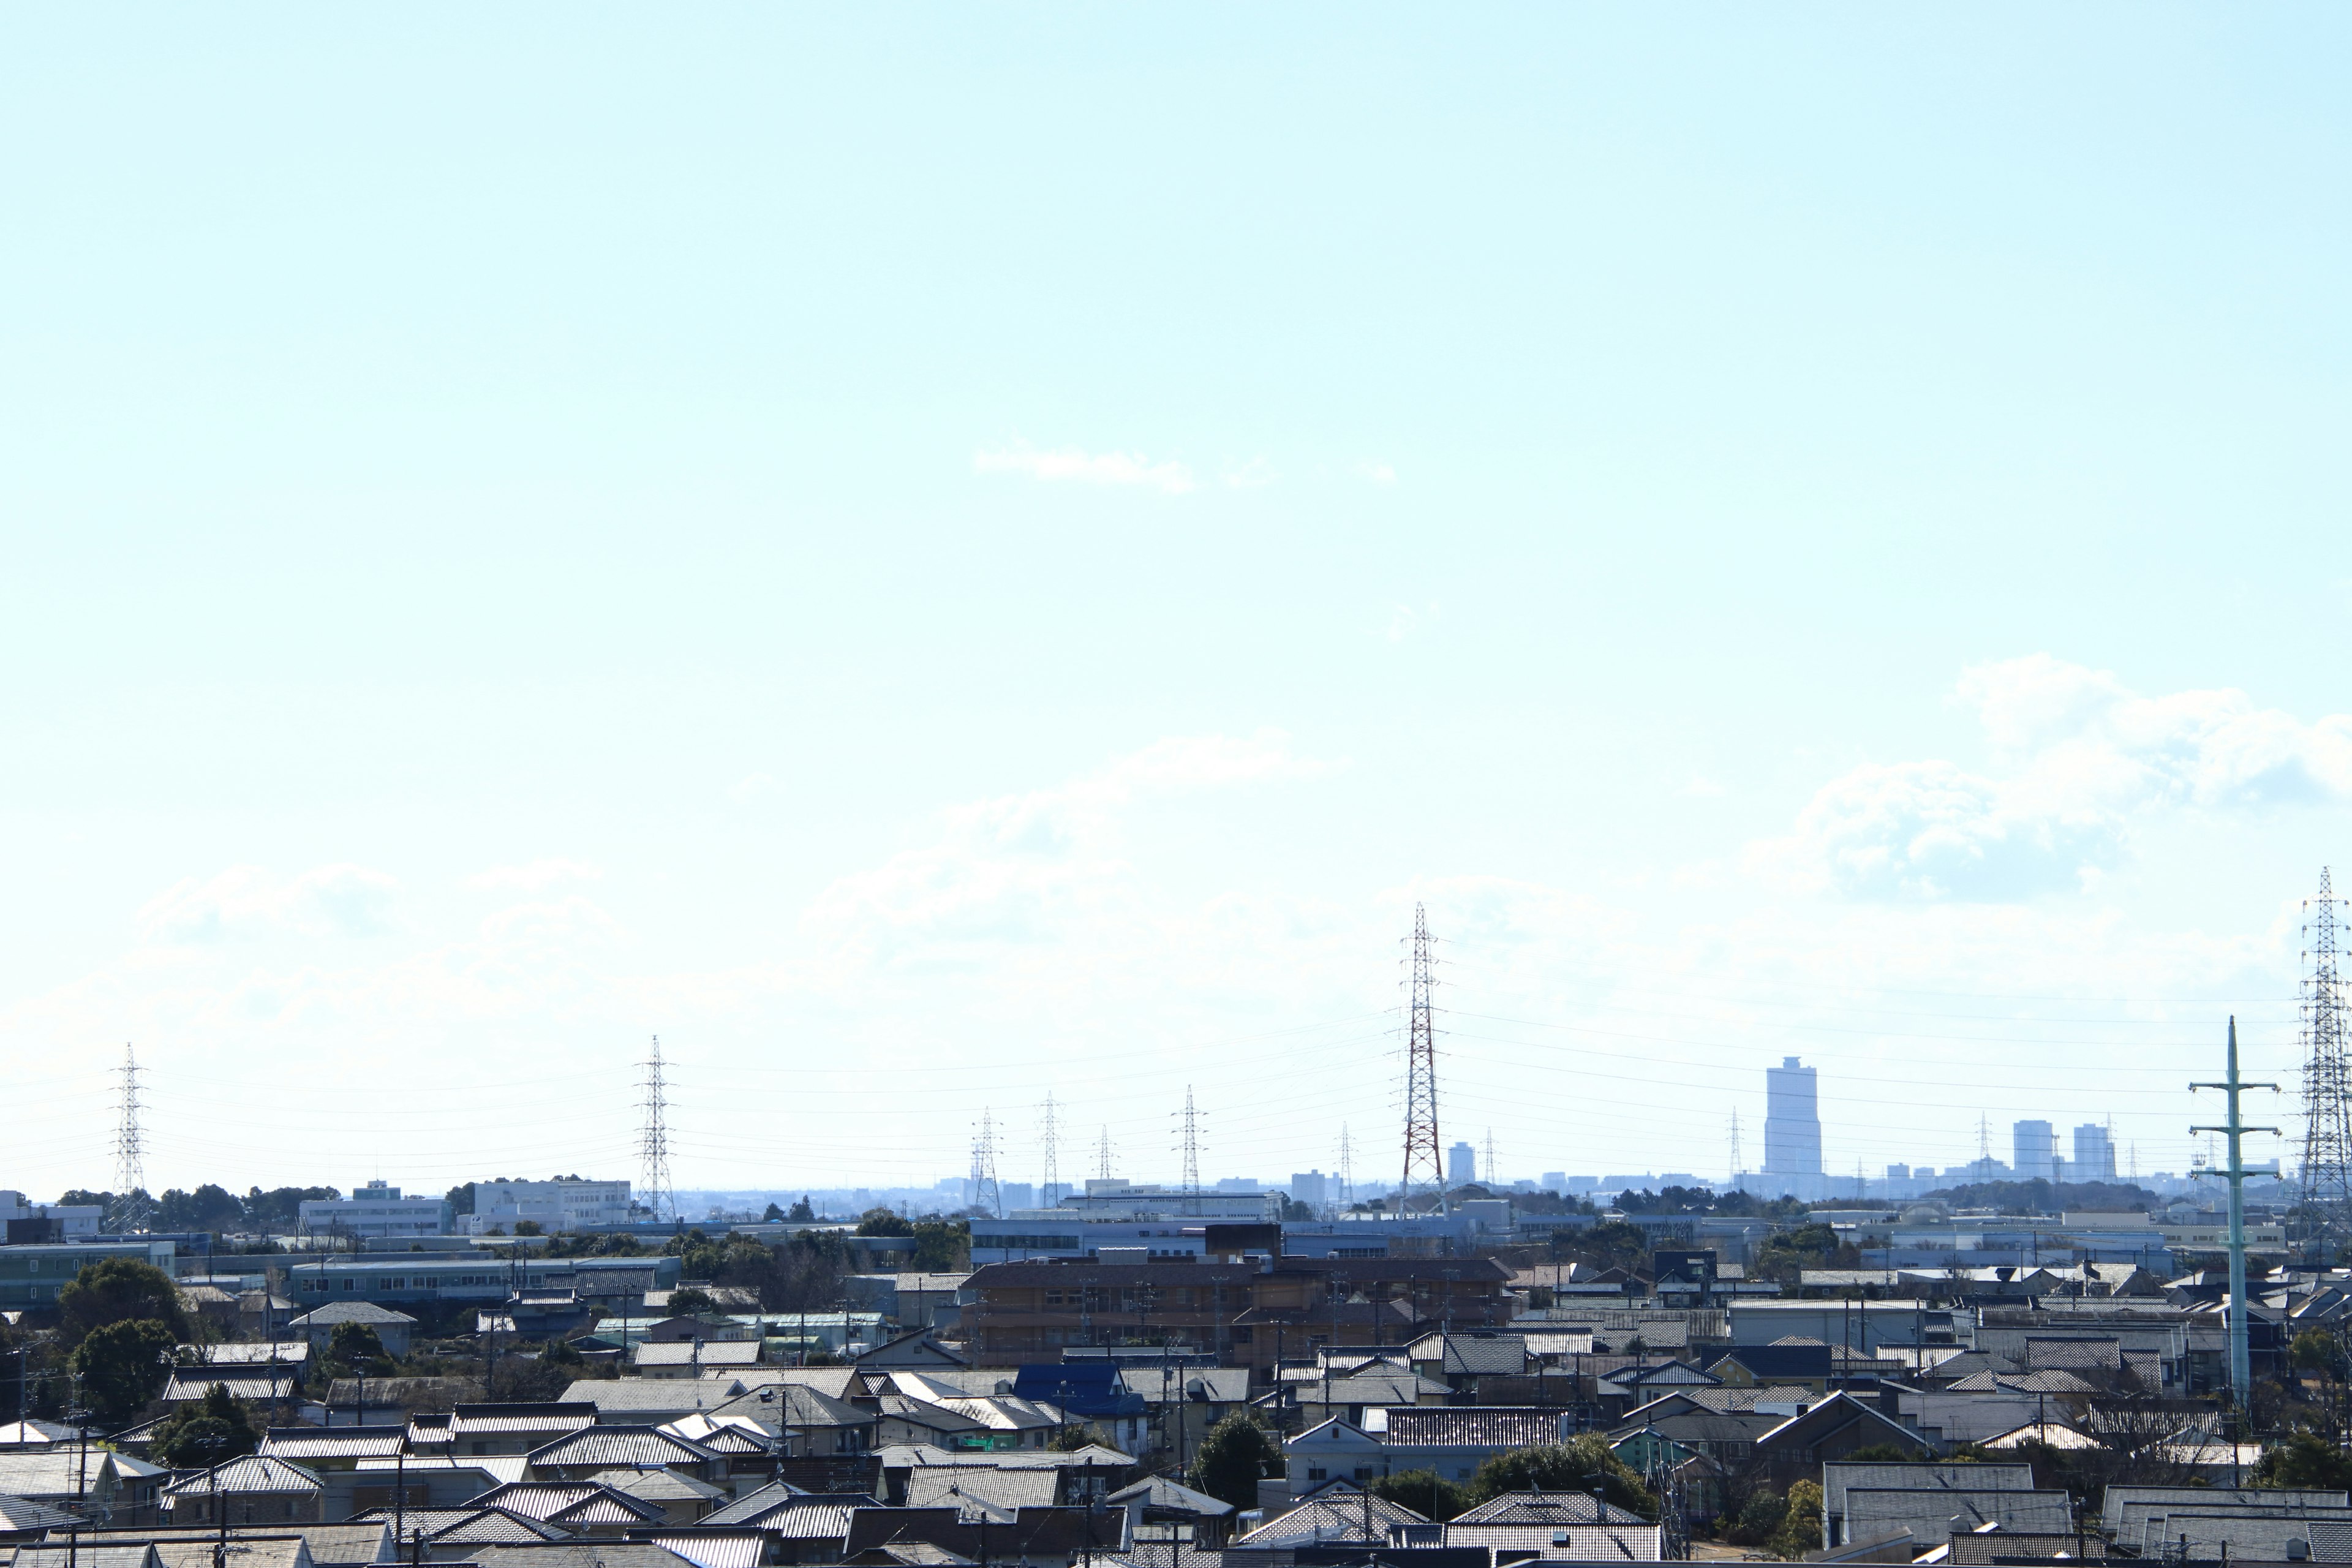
1307,1467,1327,1482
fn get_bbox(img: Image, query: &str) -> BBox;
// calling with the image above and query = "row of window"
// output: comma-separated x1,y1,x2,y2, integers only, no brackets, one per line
299,1273,519,1292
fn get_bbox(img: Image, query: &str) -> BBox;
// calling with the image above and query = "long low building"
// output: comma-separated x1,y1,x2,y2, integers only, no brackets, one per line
287,1255,678,1306
0,1240,178,1310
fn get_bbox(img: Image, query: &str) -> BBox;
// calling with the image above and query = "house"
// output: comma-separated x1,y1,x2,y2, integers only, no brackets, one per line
258,1425,409,1471
632,1340,766,1379
1282,1419,1389,1498
1706,1341,1832,1391
584,1466,728,1525
1009,1364,1150,1454
0,1447,171,1526
1366,1406,1578,1485
1752,1393,1932,1487
462,1482,669,1539
1107,1476,1235,1550
1442,1493,1662,1562
159,1457,327,1526
162,1365,304,1411
701,1486,878,1566
523,1427,723,1483
284,1302,420,1359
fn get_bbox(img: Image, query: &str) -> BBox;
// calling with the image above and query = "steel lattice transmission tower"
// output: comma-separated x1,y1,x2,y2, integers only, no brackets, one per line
970,1110,1002,1218
108,1044,153,1234
1176,1087,1203,1215
639,1037,676,1228
1039,1093,1061,1205
1400,903,1447,1214
1095,1125,1114,1183
2299,869,2352,1243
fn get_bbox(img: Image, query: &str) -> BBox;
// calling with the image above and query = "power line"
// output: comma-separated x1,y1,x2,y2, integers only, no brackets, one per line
1400,903,1447,1214
639,1036,676,1228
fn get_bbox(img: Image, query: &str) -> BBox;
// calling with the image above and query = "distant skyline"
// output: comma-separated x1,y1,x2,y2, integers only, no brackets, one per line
4,8,2349,1198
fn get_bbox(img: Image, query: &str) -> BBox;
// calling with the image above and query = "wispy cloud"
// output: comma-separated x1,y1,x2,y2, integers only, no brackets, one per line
729,773,779,804
138,863,400,942
1223,458,1278,489
466,858,604,893
1755,655,2352,900
1359,461,1397,485
974,439,1194,496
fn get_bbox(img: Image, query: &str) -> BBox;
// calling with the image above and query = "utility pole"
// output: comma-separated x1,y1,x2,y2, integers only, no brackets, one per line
2192,1017,2280,1406
1400,904,1447,1216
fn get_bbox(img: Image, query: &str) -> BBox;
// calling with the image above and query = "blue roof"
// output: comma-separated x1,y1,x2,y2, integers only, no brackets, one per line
1013,1363,1140,1419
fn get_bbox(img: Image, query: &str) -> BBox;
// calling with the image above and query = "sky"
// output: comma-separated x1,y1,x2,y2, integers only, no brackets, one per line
4,6,2351,1204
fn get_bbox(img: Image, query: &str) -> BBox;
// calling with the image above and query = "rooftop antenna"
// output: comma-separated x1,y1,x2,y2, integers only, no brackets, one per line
639,1037,676,1229
1039,1093,1062,1205
2298,869,2352,1251
1400,903,1448,1216
108,1046,152,1234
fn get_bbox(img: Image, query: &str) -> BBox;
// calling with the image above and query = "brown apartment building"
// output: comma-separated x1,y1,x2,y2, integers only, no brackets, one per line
962,1256,1513,1376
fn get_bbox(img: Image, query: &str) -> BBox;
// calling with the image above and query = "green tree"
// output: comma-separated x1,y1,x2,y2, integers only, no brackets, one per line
910,1218,970,1271
857,1208,914,1237
323,1322,395,1377
1570,1220,1651,1271
2257,1431,2352,1491
70,1318,178,1422
1466,1437,1657,1520
2290,1329,2342,1377
151,1384,259,1467
1768,1480,1823,1558
1755,1222,1849,1284
1372,1469,1471,1521
1720,1488,1786,1547
445,1183,477,1218
1188,1412,1281,1509
58,1257,189,1348
666,1287,717,1314
787,1196,816,1222
761,1202,786,1222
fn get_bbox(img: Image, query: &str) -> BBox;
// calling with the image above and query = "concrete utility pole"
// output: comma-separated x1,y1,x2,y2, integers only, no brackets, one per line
2192,1017,2280,1405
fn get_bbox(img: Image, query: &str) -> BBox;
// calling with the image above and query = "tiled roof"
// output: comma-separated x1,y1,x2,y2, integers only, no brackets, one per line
526,1428,719,1470
9,1550,159,1568
1452,1492,1646,1526
639,1533,765,1568
0,1493,87,1531
285,1302,418,1327
586,1468,728,1504
903,1469,1061,1516
468,1546,701,1568
260,1426,407,1461
160,1455,323,1498
1373,1407,1567,1448
701,1489,873,1538
450,1404,601,1437
1236,1486,1427,1546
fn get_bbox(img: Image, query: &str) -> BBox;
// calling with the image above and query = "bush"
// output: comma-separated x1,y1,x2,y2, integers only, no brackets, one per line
1372,1469,1472,1521
1189,1412,1280,1509
1770,1480,1823,1558
152,1384,259,1468
1466,1437,1656,1520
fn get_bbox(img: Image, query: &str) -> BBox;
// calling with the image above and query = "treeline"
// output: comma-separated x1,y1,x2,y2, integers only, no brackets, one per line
1903,1178,2164,1213
57,1185,340,1233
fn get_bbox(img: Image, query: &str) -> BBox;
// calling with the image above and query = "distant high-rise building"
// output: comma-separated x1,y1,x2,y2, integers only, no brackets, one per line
1448,1141,1477,1186
1288,1171,1328,1208
999,1182,1036,1212
1541,1172,1567,1193
2012,1121,2056,1182
2073,1122,2117,1182
1764,1057,1823,1178
1886,1164,1910,1181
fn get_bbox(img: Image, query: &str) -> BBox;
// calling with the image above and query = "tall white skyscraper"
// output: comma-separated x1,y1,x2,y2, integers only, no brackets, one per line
2072,1122,2117,1182
1447,1140,1477,1186
1763,1057,1822,1177
2013,1120,2056,1181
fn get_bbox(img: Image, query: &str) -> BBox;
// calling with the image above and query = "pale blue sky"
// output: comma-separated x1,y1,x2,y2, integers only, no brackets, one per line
4,7,2350,1199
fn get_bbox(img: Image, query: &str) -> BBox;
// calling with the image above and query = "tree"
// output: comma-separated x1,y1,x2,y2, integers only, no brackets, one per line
58,1258,189,1348
322,1322,396,1378
910,1218,970,1272
2257,1431,2352,1491
787,1196,816,1222
151,1384,259,1467
667,1287,717,1314
2290,1329,2342,1378
1754,1223,1852,1285
761,1202,786,1222
858,1208,914,1237
1466,1438,1657,1520
1189,1412,1281,1509
1373,1469,1471,1521
71,1318,178,1422
446,1183,477,1218
1770,1480,1823,1558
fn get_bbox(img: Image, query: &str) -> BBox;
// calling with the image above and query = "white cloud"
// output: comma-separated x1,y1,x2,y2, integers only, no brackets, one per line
137,863,400,942
1676,775,1728,799
729,773,779,804
465,858,605,892
1759,655,2352,900
974,440,1194,496
1223,458,1278,489
1360,462,1397,485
